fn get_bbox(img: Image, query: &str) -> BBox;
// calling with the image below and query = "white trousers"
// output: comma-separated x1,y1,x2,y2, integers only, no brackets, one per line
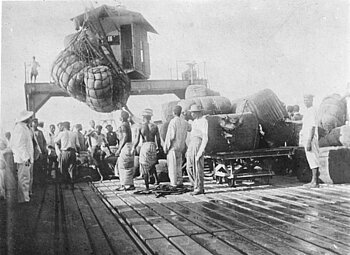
17,163,32,202
167,150,183,186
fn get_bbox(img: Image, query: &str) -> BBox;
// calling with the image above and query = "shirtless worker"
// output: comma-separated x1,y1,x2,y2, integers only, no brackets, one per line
133,108,162,190
115,111,135,191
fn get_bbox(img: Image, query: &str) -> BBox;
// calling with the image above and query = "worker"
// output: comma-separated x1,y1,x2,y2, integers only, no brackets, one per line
31,118,47,184
54,121,80,188
0,138,8,200
86,120,96,154
11,110,34,203
292,104,303,121
186,104,208,195
286,105,294,120
30,56,40,83
105,124,119,155
74,124,87,151
46,124,58,180
300,94,320,188
133,108,162,190
115,111,135,191
164,105,191,188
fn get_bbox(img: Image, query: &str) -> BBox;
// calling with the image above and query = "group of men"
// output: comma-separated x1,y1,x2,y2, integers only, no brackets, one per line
115,104,208,195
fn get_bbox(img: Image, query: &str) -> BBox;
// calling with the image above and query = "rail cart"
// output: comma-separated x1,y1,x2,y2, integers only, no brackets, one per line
205,146,298,187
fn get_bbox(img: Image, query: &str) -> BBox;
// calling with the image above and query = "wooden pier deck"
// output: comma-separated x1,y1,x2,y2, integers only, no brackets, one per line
1,175,350,255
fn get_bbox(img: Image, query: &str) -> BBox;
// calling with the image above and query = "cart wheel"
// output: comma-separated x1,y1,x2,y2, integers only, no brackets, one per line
216,176,223,184
228,178,235,187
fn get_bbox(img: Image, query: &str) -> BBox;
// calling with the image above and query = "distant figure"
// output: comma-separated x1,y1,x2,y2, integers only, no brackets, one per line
300,94,320,188
164,105,191,187
46,124,58,179
30,56,40,83
105,124,119,155
286,105,294,120
31,118,47,184
292,105,303,121
11,110,34,203
75,124,87,151
186,104,208,195
115,111,135,191
133,108,162,190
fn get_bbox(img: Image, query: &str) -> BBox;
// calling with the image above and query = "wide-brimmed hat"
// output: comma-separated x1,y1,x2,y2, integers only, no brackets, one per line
15,110,34,123
189,104,203,112
142,108,153,116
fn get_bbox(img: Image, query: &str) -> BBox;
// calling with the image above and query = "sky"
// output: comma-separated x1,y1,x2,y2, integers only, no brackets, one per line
1,0,349,133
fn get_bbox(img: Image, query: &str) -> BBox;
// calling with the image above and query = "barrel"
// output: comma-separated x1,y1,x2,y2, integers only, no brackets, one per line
178,96,232,119
318,94,347,137
161,100,179,122
319,125,350,147
205,112,259,153
235,89,288,131
185,85,220,99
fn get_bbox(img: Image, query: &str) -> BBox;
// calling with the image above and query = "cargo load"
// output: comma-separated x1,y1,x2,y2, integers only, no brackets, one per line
161,100,179,122
205,112,260,153
318,94,347,138
235,89,288,132
319,125,350,147
262,121,302,148
185,85,220,99
51,22,130,113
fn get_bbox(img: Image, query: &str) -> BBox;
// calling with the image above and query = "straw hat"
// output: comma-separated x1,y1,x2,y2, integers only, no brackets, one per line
142,108,153,116
15,110,34,123
189,104,203,112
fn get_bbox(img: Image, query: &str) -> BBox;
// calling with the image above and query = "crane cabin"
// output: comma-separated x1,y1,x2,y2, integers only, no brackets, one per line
72,5,157,80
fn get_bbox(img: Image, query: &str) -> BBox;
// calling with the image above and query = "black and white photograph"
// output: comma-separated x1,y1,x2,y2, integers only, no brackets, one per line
1,0,350,254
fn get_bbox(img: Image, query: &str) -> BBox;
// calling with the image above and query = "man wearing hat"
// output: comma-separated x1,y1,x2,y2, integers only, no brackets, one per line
186,104,208,195
115,110,135,190
133,108,162,190
300,94,320,188
11,110,35,202
164,105,191,187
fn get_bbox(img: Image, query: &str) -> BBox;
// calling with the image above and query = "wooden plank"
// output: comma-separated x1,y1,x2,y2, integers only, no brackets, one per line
35,184,56,255
74,185,114,255
82,185,144,254
214,231,275,255
220,192,350,245
145,238,183,255
148,217,185,238
191,233,244,255
62,188,93,255
237,228,307,255
170,236,213,255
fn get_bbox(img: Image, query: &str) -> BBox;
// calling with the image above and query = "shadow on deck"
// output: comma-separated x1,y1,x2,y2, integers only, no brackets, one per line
1,176,350,255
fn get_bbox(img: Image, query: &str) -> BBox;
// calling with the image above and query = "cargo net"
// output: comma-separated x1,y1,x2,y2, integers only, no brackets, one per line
51,27,130,113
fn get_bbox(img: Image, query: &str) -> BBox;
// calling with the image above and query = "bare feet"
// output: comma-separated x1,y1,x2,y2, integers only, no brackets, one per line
303,182,319,188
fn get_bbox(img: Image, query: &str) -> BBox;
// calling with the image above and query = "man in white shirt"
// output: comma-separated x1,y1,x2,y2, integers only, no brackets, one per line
55,121,80,187
164,105,191,187
11,110,34,202
300,94,320,188
186,104,208,195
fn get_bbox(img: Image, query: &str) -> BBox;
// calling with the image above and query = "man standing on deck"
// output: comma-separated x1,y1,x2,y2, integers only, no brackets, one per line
31,118,47,184
46,124,58,179
115,111,135,191
133,108,162,190
300,94,320,188
186,104,208,195
30,56,40,83
11,110,34,203
55,122,80,188
164,105,191,188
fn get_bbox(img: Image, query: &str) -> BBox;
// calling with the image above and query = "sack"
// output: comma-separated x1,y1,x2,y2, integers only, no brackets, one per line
319,125,350,147
185,85,220,99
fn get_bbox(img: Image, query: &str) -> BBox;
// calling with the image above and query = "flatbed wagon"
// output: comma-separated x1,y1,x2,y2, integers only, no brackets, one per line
205,146,301,187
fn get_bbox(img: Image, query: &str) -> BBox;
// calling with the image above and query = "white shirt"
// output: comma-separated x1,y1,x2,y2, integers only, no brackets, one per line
300,106,318,143
54,130,80,151
164,116,191,153
190,116,209,155
11,122,34,163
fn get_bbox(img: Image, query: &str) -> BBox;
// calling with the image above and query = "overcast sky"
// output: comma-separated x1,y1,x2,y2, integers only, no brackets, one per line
1,0,349,132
